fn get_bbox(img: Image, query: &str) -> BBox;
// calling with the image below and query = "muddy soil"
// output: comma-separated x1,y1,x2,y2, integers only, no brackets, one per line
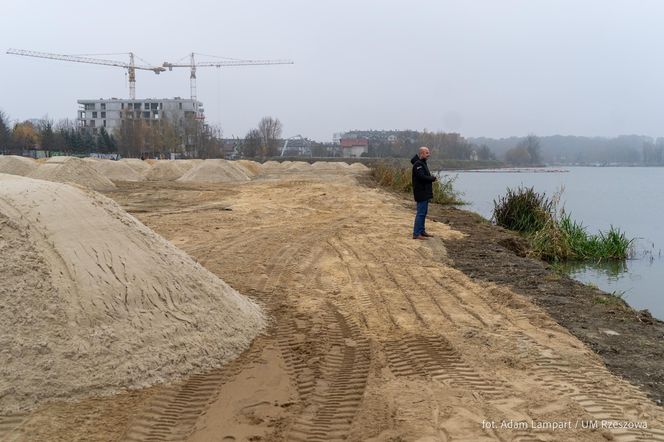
3,170,664,441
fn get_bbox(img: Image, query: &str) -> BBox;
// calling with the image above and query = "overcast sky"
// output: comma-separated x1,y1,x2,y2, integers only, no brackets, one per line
2,0,664,141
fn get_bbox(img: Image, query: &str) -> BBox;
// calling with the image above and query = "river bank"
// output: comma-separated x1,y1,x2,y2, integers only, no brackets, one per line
382,187,664,406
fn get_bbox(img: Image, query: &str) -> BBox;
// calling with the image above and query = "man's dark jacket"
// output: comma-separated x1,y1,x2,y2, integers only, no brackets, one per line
411,154,436,202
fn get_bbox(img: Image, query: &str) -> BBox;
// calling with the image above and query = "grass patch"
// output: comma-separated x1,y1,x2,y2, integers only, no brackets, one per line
492,186,554,233
370,162,464,205
493,186,633,262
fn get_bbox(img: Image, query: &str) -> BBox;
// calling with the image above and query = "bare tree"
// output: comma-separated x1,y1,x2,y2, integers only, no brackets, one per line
242,128,262,158
257,116,282,157
517,134,541,165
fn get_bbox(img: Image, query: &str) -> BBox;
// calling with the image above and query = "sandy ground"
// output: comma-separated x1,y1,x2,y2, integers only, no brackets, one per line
0,174,264,414
2,167,664,441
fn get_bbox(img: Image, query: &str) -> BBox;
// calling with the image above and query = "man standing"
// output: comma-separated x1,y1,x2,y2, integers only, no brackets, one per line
411,146,437,240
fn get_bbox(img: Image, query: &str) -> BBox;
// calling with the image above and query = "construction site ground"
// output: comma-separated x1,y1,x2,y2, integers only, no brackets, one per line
5,168,664,441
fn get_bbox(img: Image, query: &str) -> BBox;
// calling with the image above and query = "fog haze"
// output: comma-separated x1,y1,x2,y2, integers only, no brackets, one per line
2,0,664,141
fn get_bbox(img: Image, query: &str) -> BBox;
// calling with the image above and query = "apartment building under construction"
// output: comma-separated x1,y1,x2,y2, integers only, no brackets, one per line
77,98,204,135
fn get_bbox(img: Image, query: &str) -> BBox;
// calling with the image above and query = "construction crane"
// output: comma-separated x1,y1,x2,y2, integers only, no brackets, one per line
6,48,165,99
162,53,294,103
281,135,311,157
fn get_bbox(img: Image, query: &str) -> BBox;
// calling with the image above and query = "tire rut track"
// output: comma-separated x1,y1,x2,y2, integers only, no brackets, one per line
384,334,508,399
0,414,29,442
284,304,371,442
122,343,263,442
507,331,664,441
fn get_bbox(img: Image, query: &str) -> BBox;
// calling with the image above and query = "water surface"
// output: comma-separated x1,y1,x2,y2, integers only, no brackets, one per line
441,166,664,320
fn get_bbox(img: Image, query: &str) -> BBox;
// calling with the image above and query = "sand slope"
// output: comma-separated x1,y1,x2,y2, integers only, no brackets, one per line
177,159,250,183
144,160,198,181
93,159,146,182
28,157,116,191
121,158,153,175
0,174,265,413
0,155,38,176
235,160,263,177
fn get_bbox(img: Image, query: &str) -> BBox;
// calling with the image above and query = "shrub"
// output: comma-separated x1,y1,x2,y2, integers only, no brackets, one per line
492,186,554,233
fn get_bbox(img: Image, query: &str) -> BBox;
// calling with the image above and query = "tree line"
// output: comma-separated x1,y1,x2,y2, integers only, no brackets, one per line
473,134,664,165
0,109,223,158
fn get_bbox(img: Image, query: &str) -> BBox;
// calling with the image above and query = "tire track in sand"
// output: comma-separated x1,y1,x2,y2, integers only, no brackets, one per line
122,344,262,442
284,304,371,442
0,414,30,442
384,334,507,399
506,331,664,442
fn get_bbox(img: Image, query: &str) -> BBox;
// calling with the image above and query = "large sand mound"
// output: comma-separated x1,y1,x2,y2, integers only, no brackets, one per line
235,159,263,177
177,159,250,183
144,160,198,181
120,158,153,175
349,162,369,171
93,159,146,182
311,161,349,170
285,161,311,171
0,174,265,413
28,156,116,191
0,155,38,176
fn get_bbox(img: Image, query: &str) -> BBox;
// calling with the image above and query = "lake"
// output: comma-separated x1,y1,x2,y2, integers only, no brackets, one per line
441,166,664,321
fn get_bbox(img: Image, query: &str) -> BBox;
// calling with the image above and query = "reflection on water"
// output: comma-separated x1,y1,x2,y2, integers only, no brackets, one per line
555,259,628,280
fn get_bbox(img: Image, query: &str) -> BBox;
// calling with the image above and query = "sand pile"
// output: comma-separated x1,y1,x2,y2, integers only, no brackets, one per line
120,158,153,175
93,159,146,182
285,161,312,171
0,174,265,413
144,160,194,181
0,155,38,176
235,160,263,177
349,162,369,171
177,159,250,183
28,156,116,191
311,161,348,170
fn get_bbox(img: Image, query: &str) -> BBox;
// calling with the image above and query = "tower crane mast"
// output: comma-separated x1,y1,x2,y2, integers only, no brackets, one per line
6,48,165,99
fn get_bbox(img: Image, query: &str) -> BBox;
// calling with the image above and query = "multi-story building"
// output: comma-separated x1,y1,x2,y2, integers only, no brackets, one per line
77,98,204,135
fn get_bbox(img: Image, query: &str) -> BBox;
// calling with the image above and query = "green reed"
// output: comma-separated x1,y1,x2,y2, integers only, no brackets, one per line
493,186,633,262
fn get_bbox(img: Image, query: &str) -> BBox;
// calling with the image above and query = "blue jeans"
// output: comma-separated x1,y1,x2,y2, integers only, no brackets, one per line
413,199,429,237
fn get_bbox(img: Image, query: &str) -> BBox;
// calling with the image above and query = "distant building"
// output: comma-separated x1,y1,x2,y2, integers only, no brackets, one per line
77,97,204,135
332,132,345,145
340,138,368,158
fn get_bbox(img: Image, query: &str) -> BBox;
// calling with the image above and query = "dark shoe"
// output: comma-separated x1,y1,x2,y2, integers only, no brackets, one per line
412,234,428,240
421,232,434,238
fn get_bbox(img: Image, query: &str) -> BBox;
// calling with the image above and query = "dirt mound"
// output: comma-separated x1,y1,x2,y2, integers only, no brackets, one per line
285,161,311,171
177,159,250,183
45,156,74,164
0,174,265,413
120,158,153,175
0,155,38,176
349,162,369,171
28,156,116,191
235,160,263,177
144,160,194,181
93,160,146,182
311,161,347,170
